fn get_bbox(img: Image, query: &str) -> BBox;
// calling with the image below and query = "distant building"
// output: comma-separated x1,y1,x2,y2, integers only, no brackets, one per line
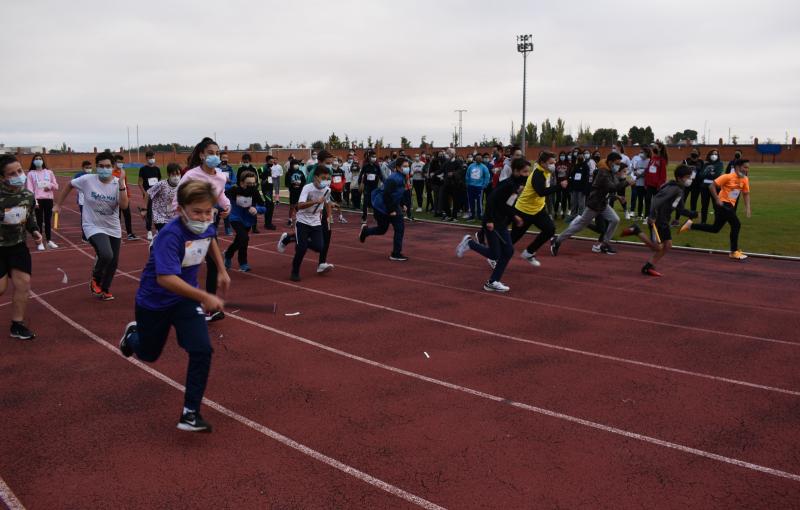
0,144,47,155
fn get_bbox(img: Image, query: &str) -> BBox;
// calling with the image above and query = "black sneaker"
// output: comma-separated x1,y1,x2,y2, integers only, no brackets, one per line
600,244,617,255
265,224,277,230
177,410,212,433
389,253,409,261
206,311,225,322
286,218,293,226
359,224,367,243
251,226,259,234
550,238,561,257
290,273,301,282
119,321,136,357
127,233,139,241
10,321,35,340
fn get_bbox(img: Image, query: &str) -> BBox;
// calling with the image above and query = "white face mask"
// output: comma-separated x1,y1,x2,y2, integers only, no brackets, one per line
546,163,556,172
33,159,43,168
683,178,693,187
181,211,212,235
710,154,718,162
317,179,331,189
116,162,124,169
583,153,591,159
147,158,156,165
638,153,645,158
168,176,180,186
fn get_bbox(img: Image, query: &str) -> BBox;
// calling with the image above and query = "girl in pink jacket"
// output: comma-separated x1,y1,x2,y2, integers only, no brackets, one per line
26,154,59,250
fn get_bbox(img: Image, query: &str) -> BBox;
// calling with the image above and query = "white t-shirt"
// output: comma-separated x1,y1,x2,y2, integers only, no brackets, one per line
295,183,330,227
71,174,122,239
342,163,353,183
270,164,283,179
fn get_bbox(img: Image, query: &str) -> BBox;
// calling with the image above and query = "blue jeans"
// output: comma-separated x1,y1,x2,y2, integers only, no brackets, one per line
366,210,405,256
467,186,484,218
128,300,212,411
469,227,513,282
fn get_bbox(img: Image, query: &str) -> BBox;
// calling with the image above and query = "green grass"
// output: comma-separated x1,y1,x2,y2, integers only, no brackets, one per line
57,164,800,257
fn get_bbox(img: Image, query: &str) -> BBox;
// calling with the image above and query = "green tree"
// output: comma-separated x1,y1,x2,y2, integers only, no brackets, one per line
311,140,325,150
400,136,411,149
576,123,593,145
419,135,427,148
327,132,342,149
592,128,618,146
540,119,554,146
250,143,263,151
479,136,502,147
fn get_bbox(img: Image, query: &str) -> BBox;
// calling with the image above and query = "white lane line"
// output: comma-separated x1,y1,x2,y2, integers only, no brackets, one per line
31,294,445,510
223,309,800,483
0,475,25,510
240,252,800,397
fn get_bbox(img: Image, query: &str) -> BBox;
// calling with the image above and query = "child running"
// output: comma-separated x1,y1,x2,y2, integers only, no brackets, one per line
147,163,181,232
119,181,231,432
55,151,129,301
680,158,752,260
550,152,629,256
284,159,306,227
455,158,530,292
359,158,410,261
277,162,333,281
0,155,43,339
619,164,698,276
25,153,59,251
224,170,266,272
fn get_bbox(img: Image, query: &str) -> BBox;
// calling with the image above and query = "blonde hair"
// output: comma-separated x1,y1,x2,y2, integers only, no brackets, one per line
177,181,216,207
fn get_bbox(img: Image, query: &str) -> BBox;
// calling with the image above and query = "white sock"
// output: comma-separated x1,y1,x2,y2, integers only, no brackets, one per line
183,407,194,415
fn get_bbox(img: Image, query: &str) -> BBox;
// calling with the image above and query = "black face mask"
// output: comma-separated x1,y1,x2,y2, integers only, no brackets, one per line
592,156,601,162
514,175,528,187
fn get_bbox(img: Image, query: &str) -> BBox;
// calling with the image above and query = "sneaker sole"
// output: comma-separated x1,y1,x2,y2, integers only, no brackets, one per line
119,321,136,357
10,332,35,340
483,285,509,293
176,423,212,433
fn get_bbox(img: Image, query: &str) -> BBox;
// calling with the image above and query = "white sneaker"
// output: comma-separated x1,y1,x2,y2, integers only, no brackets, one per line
415,207,422,213
483,280,510,293
339,215,348,224
624,211,632,220
277,232,288,253
37,243,45,251
461,212,471,219
47,241,59,249
455,235,471,258
487,258,497,269
521,251,541,267
591,244,602,253
146,231,154,241
317,263,334,274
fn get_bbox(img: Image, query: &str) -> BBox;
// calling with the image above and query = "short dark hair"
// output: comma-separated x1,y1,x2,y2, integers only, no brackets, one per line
734,159,749,167
0,154,19,174
537,151,555,163
166,163,182,175
674,164,693,179
114,154,124,162
96,151,114,165
606,152,623,164
219,150,228,157
511,158,531,171
81,160,92,167
242,153,252,162
145,150,155,158
238,169,257,184
313,166,331,177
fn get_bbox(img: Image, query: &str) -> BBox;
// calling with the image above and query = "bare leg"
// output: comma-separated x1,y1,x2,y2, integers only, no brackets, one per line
10,270,31,322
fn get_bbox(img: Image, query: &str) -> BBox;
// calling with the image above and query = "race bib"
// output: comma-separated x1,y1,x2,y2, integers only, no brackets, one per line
506,193,519,206
672,197,681,208
367,174,376,181
573,173,582,180
333,176,343,183
728,189,741,200
2,206,27,225
470,168,482,180
236,196,253,208
703,179,714,184
648,165,657,174
147,177,158,187
267,176,273,184
182,239,211,268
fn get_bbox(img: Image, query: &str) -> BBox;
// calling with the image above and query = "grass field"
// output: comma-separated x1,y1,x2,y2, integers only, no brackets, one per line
56,164,800,257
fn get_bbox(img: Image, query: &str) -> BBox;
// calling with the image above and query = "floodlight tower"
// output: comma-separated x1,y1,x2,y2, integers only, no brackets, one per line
516,34,534,149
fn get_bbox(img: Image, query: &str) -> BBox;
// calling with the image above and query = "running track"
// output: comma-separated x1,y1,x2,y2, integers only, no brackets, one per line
1,186,799,509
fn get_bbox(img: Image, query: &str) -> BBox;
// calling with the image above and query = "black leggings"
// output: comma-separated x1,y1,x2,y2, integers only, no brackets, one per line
205,238,219,295
225,221,250,265
699,186,713,223
644,186,658,219
35,199,54,241
120,206,133,235
413,180,425,208
691,202,741,252
510,209,556,254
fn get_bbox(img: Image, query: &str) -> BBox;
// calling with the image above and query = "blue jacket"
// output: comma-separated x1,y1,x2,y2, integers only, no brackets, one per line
371,172,406,215
219,164,235,190
466,163,490,188
225,187,266,227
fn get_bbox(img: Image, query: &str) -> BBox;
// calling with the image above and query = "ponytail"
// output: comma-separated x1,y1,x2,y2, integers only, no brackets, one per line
187,137,218,168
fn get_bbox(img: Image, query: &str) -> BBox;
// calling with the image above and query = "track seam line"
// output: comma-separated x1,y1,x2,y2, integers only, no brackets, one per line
30,294,446,510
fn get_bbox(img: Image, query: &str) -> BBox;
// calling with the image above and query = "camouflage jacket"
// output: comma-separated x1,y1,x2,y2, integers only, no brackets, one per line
0,184,39,247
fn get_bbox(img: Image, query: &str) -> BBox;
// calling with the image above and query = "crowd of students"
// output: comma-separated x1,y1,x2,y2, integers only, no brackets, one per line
0,137,753,432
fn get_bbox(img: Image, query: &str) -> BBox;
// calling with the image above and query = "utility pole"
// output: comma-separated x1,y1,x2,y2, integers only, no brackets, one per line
454,109,467,148
136,124,140,162
127,126,131,161
516,34,534,150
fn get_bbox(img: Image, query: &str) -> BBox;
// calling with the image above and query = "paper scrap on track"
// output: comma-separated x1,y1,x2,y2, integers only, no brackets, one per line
285,312,301,317
56,268,68,284
424,352,430,359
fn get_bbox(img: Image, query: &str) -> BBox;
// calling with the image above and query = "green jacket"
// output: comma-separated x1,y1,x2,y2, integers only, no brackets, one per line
0,184,39,247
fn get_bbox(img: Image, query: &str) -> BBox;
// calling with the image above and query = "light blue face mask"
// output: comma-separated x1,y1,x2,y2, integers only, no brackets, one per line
97,167,113,179
317,179,331,188
33,159,43,168
401,167,410,175
205,155,221,168
7,173,26,187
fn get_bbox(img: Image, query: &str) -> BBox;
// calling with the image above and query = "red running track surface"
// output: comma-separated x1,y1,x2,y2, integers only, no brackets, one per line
1,184,799,509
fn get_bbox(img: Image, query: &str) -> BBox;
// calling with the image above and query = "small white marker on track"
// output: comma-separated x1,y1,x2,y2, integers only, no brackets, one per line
56,267,68,284
285,312,301,317
424,352,430,359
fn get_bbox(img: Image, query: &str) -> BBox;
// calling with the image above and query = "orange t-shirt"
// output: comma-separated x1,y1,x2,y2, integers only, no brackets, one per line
112,168,131,198
714,173,749,206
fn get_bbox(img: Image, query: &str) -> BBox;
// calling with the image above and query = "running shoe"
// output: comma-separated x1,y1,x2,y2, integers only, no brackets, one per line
641,263,662,277
415,207,422,213
339,215,348,224
286,218,293,227
679,219,693,234
119,321,136,357
177,410,212,433
550,238,561,257
239,264,251,272
277,232,288,253
317,263,334,274
600,244,617,255
389,254,409,261
359,224,367,243
290,273,301,282
127,233,139,241
100,292,115,301
47,241,59,249
621,224,641,237
224,256,232,269
265,224,277,230
483,280,510,293
36,243,45,251
10,321,36,340
520,250,541,267
455,235,471,258
146,231,154,241
591,244,602,253
729,250,748,260
90,279,102,297
206,311,224,322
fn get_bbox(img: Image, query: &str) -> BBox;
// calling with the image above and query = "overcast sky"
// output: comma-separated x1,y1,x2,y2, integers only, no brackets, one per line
2,0,799,151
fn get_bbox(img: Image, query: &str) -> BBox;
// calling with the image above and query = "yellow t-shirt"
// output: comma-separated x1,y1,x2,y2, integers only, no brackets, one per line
514,163,551,216
714,173,749,206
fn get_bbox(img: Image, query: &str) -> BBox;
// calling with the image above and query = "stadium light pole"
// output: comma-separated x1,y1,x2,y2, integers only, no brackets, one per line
454,109,467,148
516,34,533,150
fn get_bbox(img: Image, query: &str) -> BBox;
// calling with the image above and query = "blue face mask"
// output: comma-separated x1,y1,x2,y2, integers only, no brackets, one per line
33,159,43,168
7,173,26,187
97,167,113,179
205,155,221,168
401,167,410,175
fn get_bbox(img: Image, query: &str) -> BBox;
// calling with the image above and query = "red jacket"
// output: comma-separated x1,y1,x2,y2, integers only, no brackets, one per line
644,154,667,188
